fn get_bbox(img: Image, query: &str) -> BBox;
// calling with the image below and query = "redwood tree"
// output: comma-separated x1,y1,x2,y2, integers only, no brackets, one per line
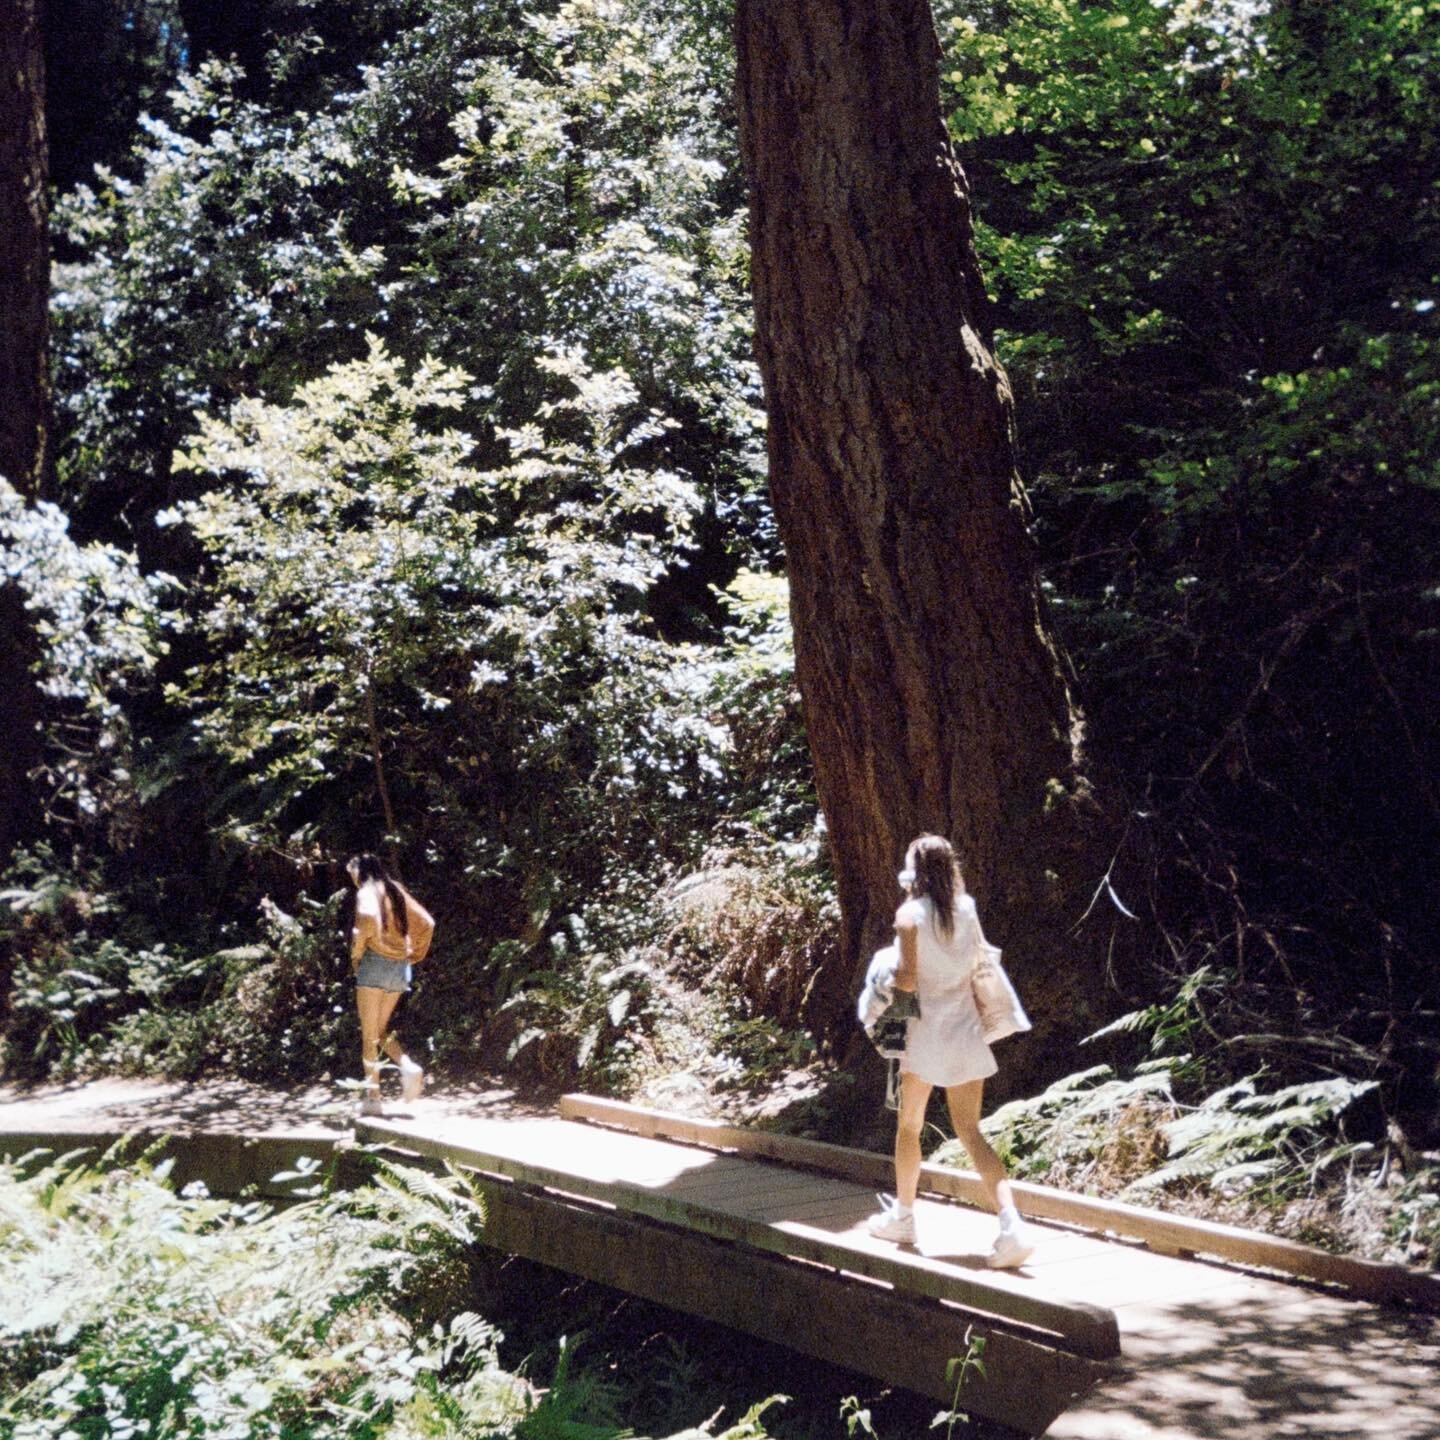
734,0,1119,1079
0,0,51,860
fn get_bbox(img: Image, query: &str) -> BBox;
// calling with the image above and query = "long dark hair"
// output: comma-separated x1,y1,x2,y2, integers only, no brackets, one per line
906,834,963,938
349,852,409,937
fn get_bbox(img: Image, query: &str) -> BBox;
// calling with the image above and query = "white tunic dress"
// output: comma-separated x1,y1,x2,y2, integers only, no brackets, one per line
897,893,998,1087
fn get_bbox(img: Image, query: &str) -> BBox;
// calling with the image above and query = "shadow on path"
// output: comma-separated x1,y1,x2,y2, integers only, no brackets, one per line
1049,1287,1440,1439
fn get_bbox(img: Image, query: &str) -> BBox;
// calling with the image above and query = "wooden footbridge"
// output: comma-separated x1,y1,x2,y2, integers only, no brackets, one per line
357,1096,1440,1439
4,1082,1438,1437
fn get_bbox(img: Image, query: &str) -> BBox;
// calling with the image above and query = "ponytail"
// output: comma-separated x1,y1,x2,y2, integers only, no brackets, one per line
907,834,963,938
348,852,410,937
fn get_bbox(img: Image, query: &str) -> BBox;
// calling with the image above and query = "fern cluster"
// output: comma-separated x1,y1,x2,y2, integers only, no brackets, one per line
0,1147,513,1439
0,1150,791,1440
936,1059,1377,1207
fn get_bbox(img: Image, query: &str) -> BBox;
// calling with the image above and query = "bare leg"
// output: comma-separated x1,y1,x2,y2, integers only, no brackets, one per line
378,988,425,1101
355,985,385,1100
376,989,409,1067
944,1078,1017,1216
895,1071,933,1209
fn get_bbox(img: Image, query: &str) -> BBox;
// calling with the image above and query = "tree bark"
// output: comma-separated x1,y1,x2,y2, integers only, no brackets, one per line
0,0,51,864
364,665,401,874
1,0,50,498
734,0,1117,1087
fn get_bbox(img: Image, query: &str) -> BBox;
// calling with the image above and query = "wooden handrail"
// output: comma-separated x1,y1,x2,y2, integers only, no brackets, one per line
558,1094,1440,1314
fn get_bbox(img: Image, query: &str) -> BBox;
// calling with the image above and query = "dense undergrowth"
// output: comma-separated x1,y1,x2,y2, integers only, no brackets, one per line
0,565,820,1097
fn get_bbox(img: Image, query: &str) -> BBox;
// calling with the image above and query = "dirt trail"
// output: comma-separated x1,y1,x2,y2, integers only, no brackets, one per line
0,1074,552,1142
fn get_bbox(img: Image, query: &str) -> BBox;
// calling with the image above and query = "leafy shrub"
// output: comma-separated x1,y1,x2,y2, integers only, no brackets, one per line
0,848,199,1080
942,0,1440,1134
947,1062,1180,1191
0,1151,786,1440
707,1013,817,1097
0,846,359,1084
700,571,818,846
445,568,828,1093
205,895,354,1082
0,480,169,842
164,335,710,838
483,943,666,1093
1126,1074,1379,1199
1381,1164,1440,1271
0,1151,512,1440
663,841,837,1034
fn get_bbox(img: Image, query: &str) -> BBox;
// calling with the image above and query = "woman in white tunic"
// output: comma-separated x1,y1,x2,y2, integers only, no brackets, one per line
867,834,1036,1267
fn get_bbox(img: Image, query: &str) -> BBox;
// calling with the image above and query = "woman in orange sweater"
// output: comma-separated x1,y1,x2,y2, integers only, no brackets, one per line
347,853,433,1116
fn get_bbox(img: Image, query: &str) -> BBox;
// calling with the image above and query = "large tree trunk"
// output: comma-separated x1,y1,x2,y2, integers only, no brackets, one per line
0,0,51,863
734,0,1118,1088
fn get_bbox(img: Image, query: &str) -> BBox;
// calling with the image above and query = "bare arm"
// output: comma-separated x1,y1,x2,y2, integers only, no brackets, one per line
399,889,433,960
351,895,379,967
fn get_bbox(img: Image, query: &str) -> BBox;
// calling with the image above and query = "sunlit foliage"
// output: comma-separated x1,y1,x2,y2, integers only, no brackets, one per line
942,0,1440,1103
0,1151,786,1439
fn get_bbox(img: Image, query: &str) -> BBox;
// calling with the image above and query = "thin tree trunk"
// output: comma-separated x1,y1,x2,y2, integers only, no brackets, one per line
0,0,52,865
734,0,1118,1085
0,0,50,498
364,665,400,872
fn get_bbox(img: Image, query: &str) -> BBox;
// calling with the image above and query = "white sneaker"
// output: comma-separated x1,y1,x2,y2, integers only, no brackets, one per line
399,1060,425,1103
358,1091,385,1118
867,1197,917,1245
988,1222,1037,1269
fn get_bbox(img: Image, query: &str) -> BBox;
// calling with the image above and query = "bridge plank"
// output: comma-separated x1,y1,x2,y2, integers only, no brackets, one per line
560,1095,1440,1313
730,1187,874,1220
357,1115,1122,1360
733,1190,877,1224
657,1158,826,1197
675,1169,866,1209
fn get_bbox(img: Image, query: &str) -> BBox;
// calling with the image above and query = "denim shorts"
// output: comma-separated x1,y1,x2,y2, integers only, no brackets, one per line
355,950,412,993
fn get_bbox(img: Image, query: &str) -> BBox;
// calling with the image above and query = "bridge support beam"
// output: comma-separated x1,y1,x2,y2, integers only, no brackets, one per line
473,1175,1108,1435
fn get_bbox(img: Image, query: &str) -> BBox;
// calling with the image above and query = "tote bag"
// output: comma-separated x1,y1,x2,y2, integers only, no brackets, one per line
971,941,1031,1044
